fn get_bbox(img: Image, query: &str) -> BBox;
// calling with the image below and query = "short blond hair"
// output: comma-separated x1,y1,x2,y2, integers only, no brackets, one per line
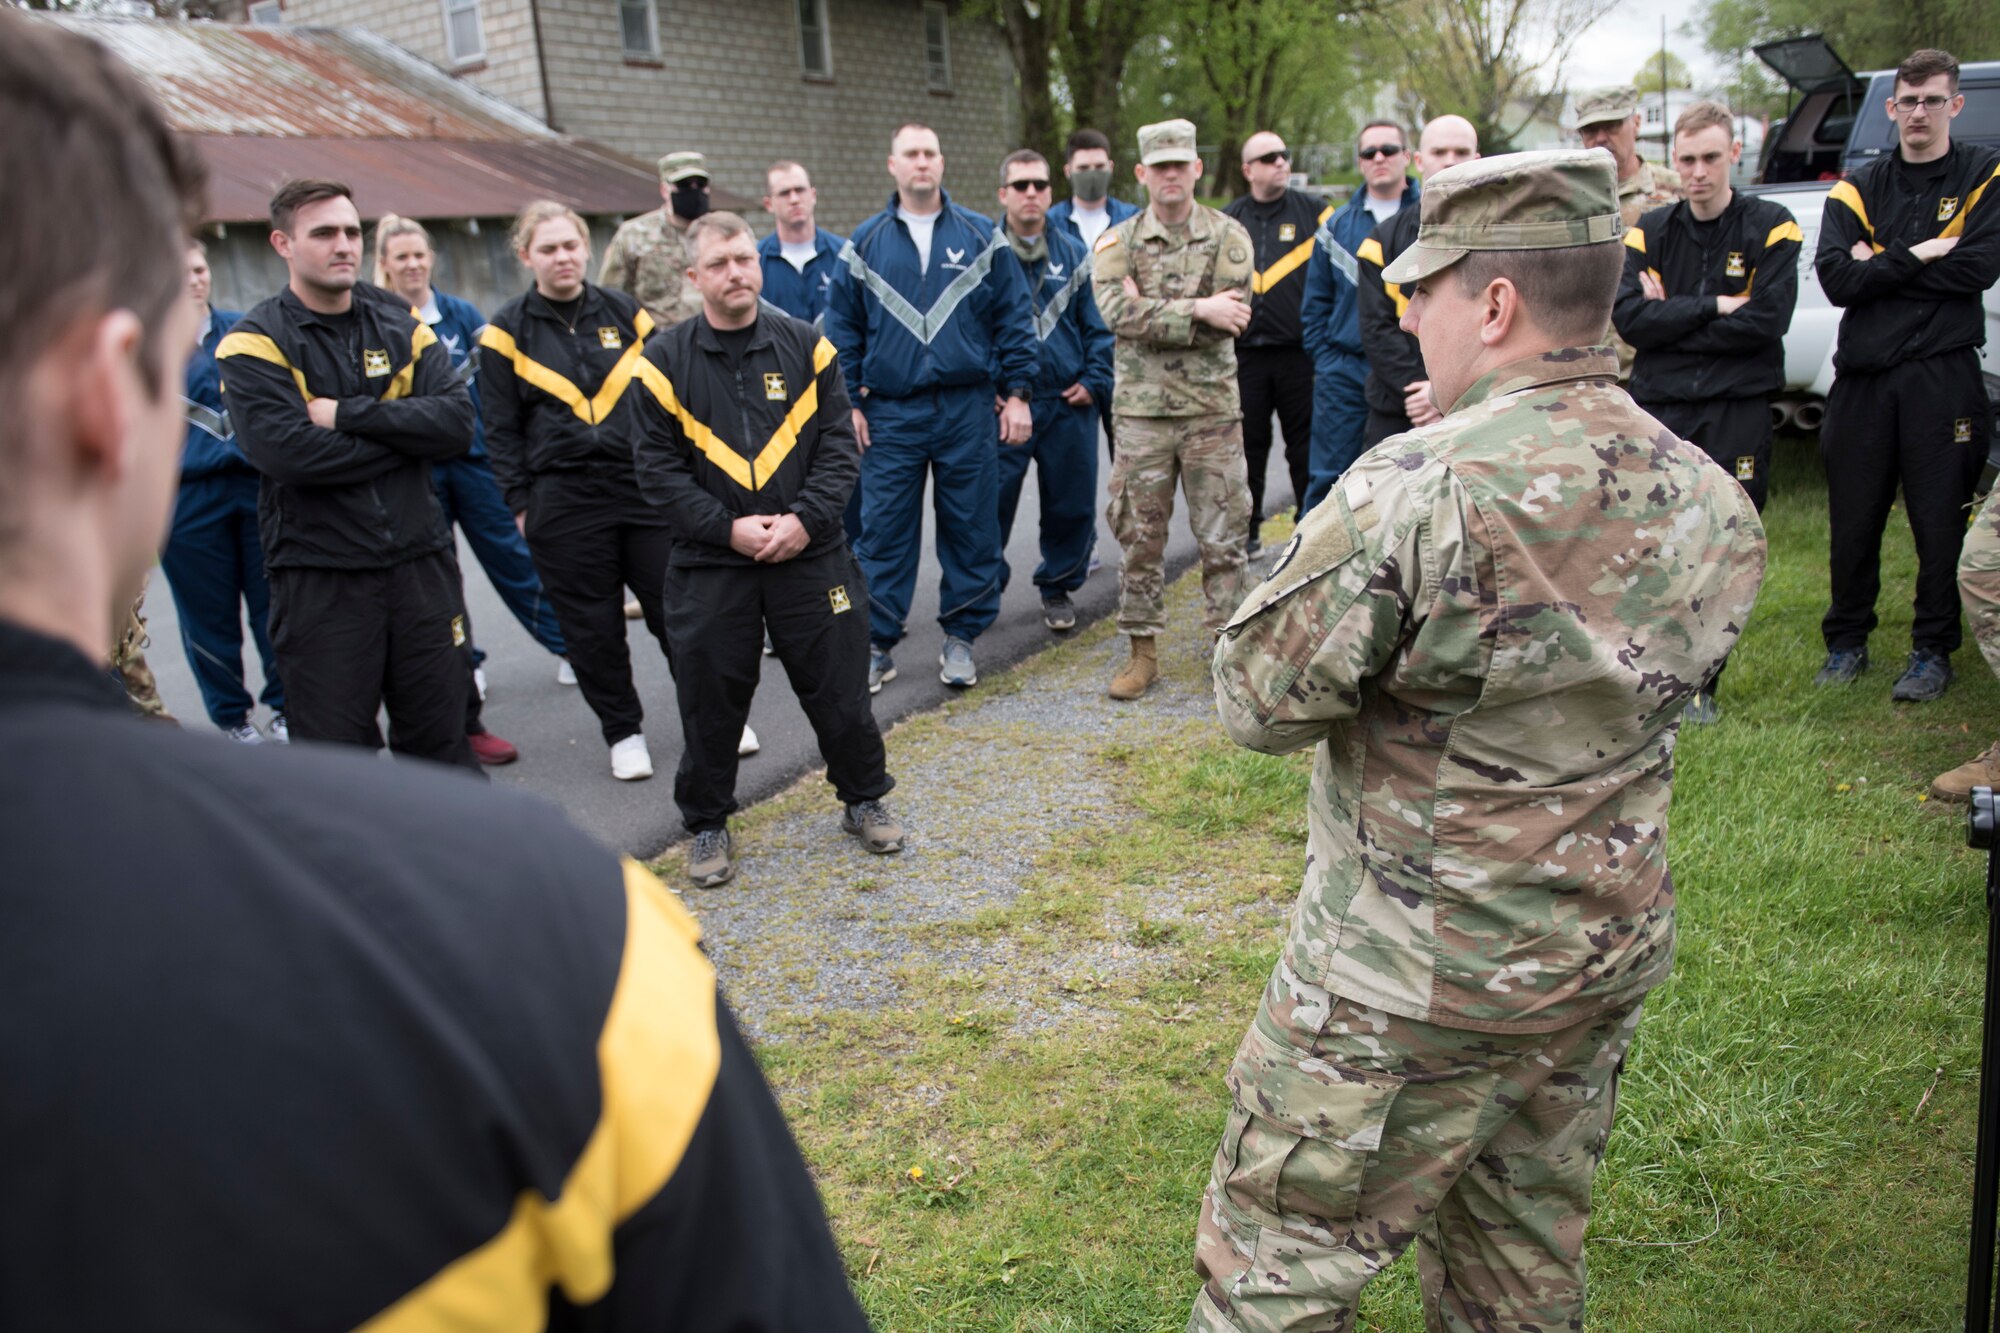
509,200,588,257
1672,100,1736,145
683,211,753,265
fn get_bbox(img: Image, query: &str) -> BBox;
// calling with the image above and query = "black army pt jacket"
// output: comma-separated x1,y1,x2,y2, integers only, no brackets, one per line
632,309,860,568
1224,187,1333,349
478,282,656,513
219,282,473,570
1357,205,1424,416
1613,191,1802,404
0,616,874,1331
1815,140,2000,375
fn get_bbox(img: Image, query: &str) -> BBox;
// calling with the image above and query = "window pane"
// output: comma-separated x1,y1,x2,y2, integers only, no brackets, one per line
447,2,482,59
924,6,949,88
621,0,653,54
799,0,828,75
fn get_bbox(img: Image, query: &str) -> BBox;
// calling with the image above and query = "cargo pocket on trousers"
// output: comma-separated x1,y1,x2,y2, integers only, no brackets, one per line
1219,1033,1402,1242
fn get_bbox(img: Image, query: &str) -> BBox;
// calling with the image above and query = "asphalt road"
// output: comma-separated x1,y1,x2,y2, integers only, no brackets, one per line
139,438,1296,860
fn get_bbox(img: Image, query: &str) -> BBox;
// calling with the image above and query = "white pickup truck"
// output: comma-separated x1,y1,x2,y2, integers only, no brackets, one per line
1747,178,2000,430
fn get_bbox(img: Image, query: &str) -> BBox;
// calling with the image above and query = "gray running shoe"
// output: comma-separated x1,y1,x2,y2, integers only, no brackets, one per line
1813,648,1868,686
841,799,905,853
869,645,897,695
1042,592,1077,631
939,636,977,687
225,721,263,744
688,828,733,888
1890,649,1953,702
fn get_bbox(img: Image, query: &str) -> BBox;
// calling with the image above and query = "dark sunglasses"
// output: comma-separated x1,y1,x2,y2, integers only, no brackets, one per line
1005,178,1052,192
1357,144,1405,160
1248,149,1289,166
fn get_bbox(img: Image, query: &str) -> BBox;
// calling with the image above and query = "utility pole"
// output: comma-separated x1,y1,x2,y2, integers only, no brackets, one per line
1659,15,1670,161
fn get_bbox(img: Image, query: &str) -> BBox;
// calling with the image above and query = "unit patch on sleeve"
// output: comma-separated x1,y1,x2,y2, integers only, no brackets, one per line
597,327,623,350
363,348,392,377
765,373,789,402
828,585,852,614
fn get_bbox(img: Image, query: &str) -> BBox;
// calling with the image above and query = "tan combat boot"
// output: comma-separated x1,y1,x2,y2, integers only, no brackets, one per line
1931,741,2000,803
1108,636,1159,700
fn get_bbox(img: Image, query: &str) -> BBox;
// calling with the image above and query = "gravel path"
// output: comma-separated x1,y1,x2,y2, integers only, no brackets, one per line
667,568,1269,1039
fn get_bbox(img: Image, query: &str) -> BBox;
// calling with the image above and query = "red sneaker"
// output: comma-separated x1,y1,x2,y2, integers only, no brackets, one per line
467,730,519,765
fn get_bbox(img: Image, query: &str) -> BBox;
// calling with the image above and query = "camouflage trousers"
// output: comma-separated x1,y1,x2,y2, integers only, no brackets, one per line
1107,414,1251,637
111,576,175,723
1189,959,1644,1333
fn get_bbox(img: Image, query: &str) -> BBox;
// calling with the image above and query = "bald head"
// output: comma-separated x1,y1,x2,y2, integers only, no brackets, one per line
1240,130,1291,202
1417,115,1479,177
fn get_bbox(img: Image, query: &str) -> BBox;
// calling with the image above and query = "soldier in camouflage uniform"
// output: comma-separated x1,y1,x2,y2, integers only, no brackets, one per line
1091,118,1256,700
1933,491,2000,798
1571,86,1684,379
1190,150,1767,1333
598,149,712,329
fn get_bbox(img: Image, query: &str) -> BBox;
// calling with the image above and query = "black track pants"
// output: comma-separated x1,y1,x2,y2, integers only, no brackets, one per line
1237,344,1314,528
1820,348,1990,655
664,547,892,833
524,471,672,746
266,550,479,772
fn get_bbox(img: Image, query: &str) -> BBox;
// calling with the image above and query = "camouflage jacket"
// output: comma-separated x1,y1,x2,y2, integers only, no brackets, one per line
599,208,706,329
1965,490,2000,681
1213,346,1766,1032
1090,203,1254,418
1609,161,1685,378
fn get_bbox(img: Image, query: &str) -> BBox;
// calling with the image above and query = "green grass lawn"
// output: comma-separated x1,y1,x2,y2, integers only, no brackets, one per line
746,438,1998,1331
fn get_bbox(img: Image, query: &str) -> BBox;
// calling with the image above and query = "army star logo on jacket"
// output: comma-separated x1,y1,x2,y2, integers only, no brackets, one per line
1725,252,1746,278
828,585,851,613
1940,196,1961,222
598,327,623,349
764,373,788,401
1959,418,1975,444
1279,222,1297,242
363,348,392,377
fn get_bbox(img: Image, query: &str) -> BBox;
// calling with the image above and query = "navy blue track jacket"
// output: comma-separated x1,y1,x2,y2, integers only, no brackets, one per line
757,227,845,326
823,191,1038,403
993,225,1113,407
181,306,246,481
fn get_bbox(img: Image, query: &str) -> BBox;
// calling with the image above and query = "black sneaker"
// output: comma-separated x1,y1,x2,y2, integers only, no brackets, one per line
1890,649,1953,702
1042,592,1077,631
1813,648,1868,686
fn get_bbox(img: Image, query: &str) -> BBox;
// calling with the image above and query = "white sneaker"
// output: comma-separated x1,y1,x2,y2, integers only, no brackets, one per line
268,712,290,744
473,666,488,701
610,733,654,781
225,722,263,744
556,657,577,686
738,724,760,756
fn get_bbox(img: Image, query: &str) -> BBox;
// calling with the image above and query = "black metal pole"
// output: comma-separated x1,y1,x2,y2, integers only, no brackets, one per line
1967,786,2000,1333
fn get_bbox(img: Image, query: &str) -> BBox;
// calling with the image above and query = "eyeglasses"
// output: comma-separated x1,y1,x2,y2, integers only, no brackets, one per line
1004,178,1052,193
1357,144,1405,160
1892,94,1953,112
1248,149,1289,166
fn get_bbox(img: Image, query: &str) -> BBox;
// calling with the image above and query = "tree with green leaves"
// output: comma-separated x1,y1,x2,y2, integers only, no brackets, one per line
1635,50,1696,93
1698,0,1998,83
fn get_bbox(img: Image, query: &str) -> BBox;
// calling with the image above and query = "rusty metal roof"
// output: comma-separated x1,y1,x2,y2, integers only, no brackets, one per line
54,17,752,222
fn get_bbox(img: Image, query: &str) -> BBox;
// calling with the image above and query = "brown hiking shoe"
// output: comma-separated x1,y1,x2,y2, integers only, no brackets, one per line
1108,635,1158,700
1931,741,2000,803
842,799,905,854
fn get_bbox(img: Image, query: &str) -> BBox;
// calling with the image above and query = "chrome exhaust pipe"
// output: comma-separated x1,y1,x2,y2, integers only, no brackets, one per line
1771,398,1799,431
1793,398,1826,432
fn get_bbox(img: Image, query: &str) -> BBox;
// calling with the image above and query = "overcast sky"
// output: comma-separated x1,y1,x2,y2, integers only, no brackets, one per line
1562,0,1728,92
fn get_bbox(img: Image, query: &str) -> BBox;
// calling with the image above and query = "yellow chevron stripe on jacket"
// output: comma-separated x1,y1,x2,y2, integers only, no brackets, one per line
1827,181,1884,253
383,321,436,402
215,332,311,402
479,324,648,425
1764,219,1804,249
358,860,718,1332
633,337,836,492
1941,163,2000,240
1623,228,1646,253
1250,204,1337,295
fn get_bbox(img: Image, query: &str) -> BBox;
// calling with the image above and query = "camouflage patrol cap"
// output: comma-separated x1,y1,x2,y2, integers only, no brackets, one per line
659,150,709,183
1569,85,1640,129
1380,149,1621,284
1137,119,1200,167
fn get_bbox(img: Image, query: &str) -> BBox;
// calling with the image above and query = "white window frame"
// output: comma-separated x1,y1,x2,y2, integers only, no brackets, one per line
922,1,951,92
441,0,485,65
620,0,660,59
247,0,283,24
797,0,832,80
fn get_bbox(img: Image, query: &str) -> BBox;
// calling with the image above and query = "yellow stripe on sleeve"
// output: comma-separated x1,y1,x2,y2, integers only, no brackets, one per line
1623,228,1646,254
1940,163,2000,240
1356,237,1385,267
812,336,837,375
1764,219,1804,249
1828,180,1883,252
215,331,311,402
358,860,718,1331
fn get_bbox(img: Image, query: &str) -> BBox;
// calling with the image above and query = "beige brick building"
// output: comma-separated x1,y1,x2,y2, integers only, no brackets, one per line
276,0,1021,234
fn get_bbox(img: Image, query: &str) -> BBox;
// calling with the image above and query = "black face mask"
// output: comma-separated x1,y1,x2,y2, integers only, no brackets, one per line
671,183,711,221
